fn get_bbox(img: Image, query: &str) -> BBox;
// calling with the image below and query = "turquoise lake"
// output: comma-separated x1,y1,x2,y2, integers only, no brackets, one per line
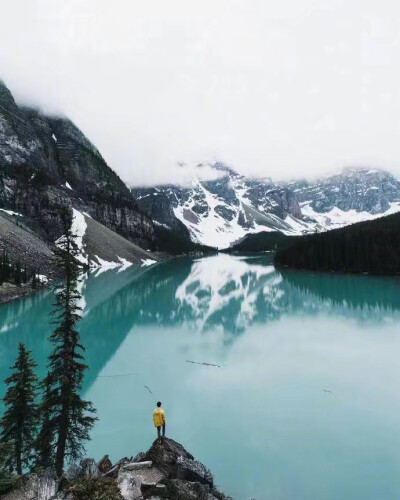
1,253,400,499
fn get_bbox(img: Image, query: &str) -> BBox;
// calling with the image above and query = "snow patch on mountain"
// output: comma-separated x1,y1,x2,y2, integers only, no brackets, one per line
173,181,260,249
0,208,23,217
55,208,88,265
71,208,88,265
301,201,400,229
133,163,400,249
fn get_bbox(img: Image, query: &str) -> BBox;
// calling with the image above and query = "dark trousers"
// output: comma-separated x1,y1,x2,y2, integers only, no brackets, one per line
157,425,165,438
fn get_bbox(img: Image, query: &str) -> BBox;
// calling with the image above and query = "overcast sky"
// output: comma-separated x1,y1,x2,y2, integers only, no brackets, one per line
1,0,400,185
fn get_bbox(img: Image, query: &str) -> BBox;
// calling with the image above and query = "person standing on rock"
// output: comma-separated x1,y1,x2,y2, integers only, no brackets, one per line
153,401,166,440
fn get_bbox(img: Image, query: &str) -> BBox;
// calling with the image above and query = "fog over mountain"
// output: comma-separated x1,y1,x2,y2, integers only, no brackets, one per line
2,0,400,186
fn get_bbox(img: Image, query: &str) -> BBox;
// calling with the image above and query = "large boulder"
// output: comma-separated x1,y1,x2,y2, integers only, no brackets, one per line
116,468,140,500
161,479,212,500
77,458,100,478
98,454,113,474
65,464,81,482
144,438,213,487
175,455,213,486
141,482,168,499
144,438,194,477
132,451,146,462
117,464,163,500
2,473,57,500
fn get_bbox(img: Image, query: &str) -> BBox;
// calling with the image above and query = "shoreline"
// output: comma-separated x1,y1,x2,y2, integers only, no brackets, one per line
0,281,50,305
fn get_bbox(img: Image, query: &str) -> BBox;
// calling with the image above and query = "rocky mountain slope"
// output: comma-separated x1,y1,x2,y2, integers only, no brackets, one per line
132,162,400,249
0,79,155,250
0,79,162,280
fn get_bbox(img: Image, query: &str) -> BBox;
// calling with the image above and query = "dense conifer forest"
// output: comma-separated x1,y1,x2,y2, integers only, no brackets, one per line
153,225,215,255
274,212,400,276
227,231,296,253
0,250,39,288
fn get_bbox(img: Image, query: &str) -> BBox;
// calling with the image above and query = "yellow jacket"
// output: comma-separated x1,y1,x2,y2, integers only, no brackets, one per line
153,408,166,427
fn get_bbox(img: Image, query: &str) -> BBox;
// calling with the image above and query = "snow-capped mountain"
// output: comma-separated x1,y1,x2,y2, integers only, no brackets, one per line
132,163,400,249
0,78,161,278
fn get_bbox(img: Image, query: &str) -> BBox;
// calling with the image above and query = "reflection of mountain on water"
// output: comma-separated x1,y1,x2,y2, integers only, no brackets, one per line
171,255,400,328
0,264,165,400
82,254,289,335
280,270,400,316
2,253,400,402
175,254,284,332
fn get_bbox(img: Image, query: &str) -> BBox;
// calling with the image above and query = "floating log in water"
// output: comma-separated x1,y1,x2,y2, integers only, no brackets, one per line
186,360,221,368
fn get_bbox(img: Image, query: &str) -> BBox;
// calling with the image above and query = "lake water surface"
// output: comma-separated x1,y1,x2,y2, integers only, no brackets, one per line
1,254,400,499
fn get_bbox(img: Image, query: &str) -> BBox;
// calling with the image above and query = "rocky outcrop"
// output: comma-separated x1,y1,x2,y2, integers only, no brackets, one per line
108,439,231,499
144,439,213,487
2,439,233,500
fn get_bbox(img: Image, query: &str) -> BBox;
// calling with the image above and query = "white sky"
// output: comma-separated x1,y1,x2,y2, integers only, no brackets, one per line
1,0,400,185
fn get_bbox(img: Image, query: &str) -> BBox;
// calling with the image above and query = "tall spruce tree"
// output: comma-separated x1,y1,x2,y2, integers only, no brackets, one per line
0,441,16,494
37,210,96,477
33,373,56,470
0,343,38,474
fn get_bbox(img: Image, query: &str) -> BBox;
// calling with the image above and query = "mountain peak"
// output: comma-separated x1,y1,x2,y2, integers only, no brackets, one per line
210,161,241,178
133,164,400,249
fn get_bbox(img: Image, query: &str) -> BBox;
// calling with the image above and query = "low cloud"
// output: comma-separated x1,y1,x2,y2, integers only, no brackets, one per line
2,0,400,186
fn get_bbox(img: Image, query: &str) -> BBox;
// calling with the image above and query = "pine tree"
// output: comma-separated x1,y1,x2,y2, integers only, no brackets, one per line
31,271,38,290
0,343,38,475
14,261,21,287
33,373,56,470
0,441,16,494
37,210,96,477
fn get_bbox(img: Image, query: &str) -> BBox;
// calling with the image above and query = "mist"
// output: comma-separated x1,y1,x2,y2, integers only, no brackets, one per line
2,0,400,186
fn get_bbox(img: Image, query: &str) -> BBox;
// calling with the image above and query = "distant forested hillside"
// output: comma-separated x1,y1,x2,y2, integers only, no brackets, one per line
274,213,400,276
227,231,296,253
152,225,215,255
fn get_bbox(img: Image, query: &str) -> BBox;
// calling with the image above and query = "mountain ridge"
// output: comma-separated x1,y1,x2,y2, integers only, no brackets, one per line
0,78,155,248
132,162,400,249
0,78,165,297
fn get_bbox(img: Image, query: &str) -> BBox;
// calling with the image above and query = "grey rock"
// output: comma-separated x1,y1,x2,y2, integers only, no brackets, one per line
117,468,138,500
98,454,113,474
175,455,213,486
161,478,212,500
144,438,194,477
104,463,122,479
132,451,146,462
78,457,100,478
141,480,157,493
142,483,168,499
65,463,81,482
123,460,153,470
0,79,155,251
2,473,57,500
